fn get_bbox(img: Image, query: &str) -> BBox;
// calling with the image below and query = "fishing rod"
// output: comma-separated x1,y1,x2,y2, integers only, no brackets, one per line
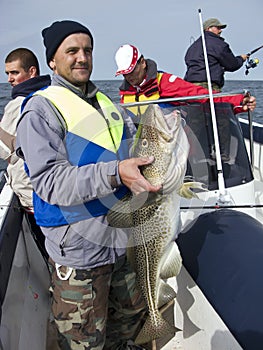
247,44,263,56
245,44,263,75
120,90,245,107
245,89,255,170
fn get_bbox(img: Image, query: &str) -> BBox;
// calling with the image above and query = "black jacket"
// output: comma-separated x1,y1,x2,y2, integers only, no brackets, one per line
184,31,244,88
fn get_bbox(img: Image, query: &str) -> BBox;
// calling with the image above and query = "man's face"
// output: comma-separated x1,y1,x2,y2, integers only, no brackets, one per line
5,60,34,87
50,33,93,91
208,26,223,36
123,57,147,87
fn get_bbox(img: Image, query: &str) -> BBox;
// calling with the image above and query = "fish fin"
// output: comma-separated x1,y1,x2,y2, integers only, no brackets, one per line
107,194,134,227
160,242,182,279
107,192,160,228
157,280,177,309
135,312,177,345
177,181,208,199
130,191,161,211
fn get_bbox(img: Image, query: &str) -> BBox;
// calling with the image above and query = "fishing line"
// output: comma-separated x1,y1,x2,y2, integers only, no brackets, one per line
198,9,228,203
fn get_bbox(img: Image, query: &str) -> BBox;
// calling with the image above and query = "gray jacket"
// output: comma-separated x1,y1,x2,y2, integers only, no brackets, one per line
16,74,136,269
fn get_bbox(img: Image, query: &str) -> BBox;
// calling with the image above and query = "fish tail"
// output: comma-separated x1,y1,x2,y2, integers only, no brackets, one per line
135,312,176,345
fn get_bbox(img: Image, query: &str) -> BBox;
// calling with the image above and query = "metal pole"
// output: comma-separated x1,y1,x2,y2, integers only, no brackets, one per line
120,91,244,107
248,109,254,169
198,9,228,202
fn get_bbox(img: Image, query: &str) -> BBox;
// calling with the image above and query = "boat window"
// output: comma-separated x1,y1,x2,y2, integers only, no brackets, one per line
175,102,253,190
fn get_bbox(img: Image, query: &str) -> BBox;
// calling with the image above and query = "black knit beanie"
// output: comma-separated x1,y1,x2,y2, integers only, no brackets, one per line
42,20,94,65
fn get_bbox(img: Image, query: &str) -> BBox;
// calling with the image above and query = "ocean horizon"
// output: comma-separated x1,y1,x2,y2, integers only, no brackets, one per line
1,79,262,124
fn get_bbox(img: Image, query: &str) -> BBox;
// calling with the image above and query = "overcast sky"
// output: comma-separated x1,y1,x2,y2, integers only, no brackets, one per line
1,0,262,83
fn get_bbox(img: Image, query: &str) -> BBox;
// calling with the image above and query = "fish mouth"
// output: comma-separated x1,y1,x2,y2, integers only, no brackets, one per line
151,107,182,143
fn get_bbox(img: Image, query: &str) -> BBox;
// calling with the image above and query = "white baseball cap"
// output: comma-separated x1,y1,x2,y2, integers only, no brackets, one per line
115,44,142,76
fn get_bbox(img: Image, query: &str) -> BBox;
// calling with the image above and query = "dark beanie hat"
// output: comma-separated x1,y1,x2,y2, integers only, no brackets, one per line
42,20,94,65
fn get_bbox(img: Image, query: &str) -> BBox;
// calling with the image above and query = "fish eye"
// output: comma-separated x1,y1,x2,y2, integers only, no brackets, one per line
142,139,148,147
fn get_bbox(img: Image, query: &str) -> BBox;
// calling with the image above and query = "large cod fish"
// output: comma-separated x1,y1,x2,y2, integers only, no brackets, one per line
108,104,202,345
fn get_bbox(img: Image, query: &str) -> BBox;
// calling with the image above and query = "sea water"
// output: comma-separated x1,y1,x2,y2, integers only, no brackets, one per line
1,80,262,122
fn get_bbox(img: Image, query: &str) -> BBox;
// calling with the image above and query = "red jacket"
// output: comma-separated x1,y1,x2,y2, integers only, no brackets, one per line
119,59,244,114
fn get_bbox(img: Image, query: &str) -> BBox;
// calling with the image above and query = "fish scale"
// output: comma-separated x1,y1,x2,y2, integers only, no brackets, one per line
107,104,197,345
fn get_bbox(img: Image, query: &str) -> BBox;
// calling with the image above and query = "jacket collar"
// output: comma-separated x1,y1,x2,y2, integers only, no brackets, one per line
204,31,225,42
51,74,99,101
11,74,51,99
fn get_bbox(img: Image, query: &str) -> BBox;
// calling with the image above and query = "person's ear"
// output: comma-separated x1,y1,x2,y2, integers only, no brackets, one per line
28,66,37,78
49,58,55,70
141,57,146,69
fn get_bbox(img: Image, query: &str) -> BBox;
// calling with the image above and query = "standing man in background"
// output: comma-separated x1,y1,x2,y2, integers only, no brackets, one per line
0,48,50,260
184,18,248,91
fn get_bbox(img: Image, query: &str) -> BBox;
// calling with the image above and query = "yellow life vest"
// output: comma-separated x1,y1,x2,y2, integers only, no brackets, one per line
122,72,163,116
32,85,129,226
35,86,124,153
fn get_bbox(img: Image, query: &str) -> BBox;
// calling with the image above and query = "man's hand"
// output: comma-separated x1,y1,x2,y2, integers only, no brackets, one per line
118,156,161,195
241,54,249,61
242,95,256,112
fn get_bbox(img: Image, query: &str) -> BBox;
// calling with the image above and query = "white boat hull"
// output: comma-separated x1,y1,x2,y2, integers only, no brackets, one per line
0,105,262,350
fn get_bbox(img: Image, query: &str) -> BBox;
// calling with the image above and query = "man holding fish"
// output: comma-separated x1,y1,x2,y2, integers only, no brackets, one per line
16,21,161,350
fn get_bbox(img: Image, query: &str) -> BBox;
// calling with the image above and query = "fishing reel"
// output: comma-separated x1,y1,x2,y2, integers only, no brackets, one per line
245,57,259,75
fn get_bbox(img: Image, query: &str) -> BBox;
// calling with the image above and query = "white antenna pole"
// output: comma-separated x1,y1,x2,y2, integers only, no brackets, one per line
198,9,228,201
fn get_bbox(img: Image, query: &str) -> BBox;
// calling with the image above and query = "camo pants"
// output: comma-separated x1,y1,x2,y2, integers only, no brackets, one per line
48,256,146,350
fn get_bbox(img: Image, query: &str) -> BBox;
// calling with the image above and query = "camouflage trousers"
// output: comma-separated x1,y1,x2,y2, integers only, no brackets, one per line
48,256,146,350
